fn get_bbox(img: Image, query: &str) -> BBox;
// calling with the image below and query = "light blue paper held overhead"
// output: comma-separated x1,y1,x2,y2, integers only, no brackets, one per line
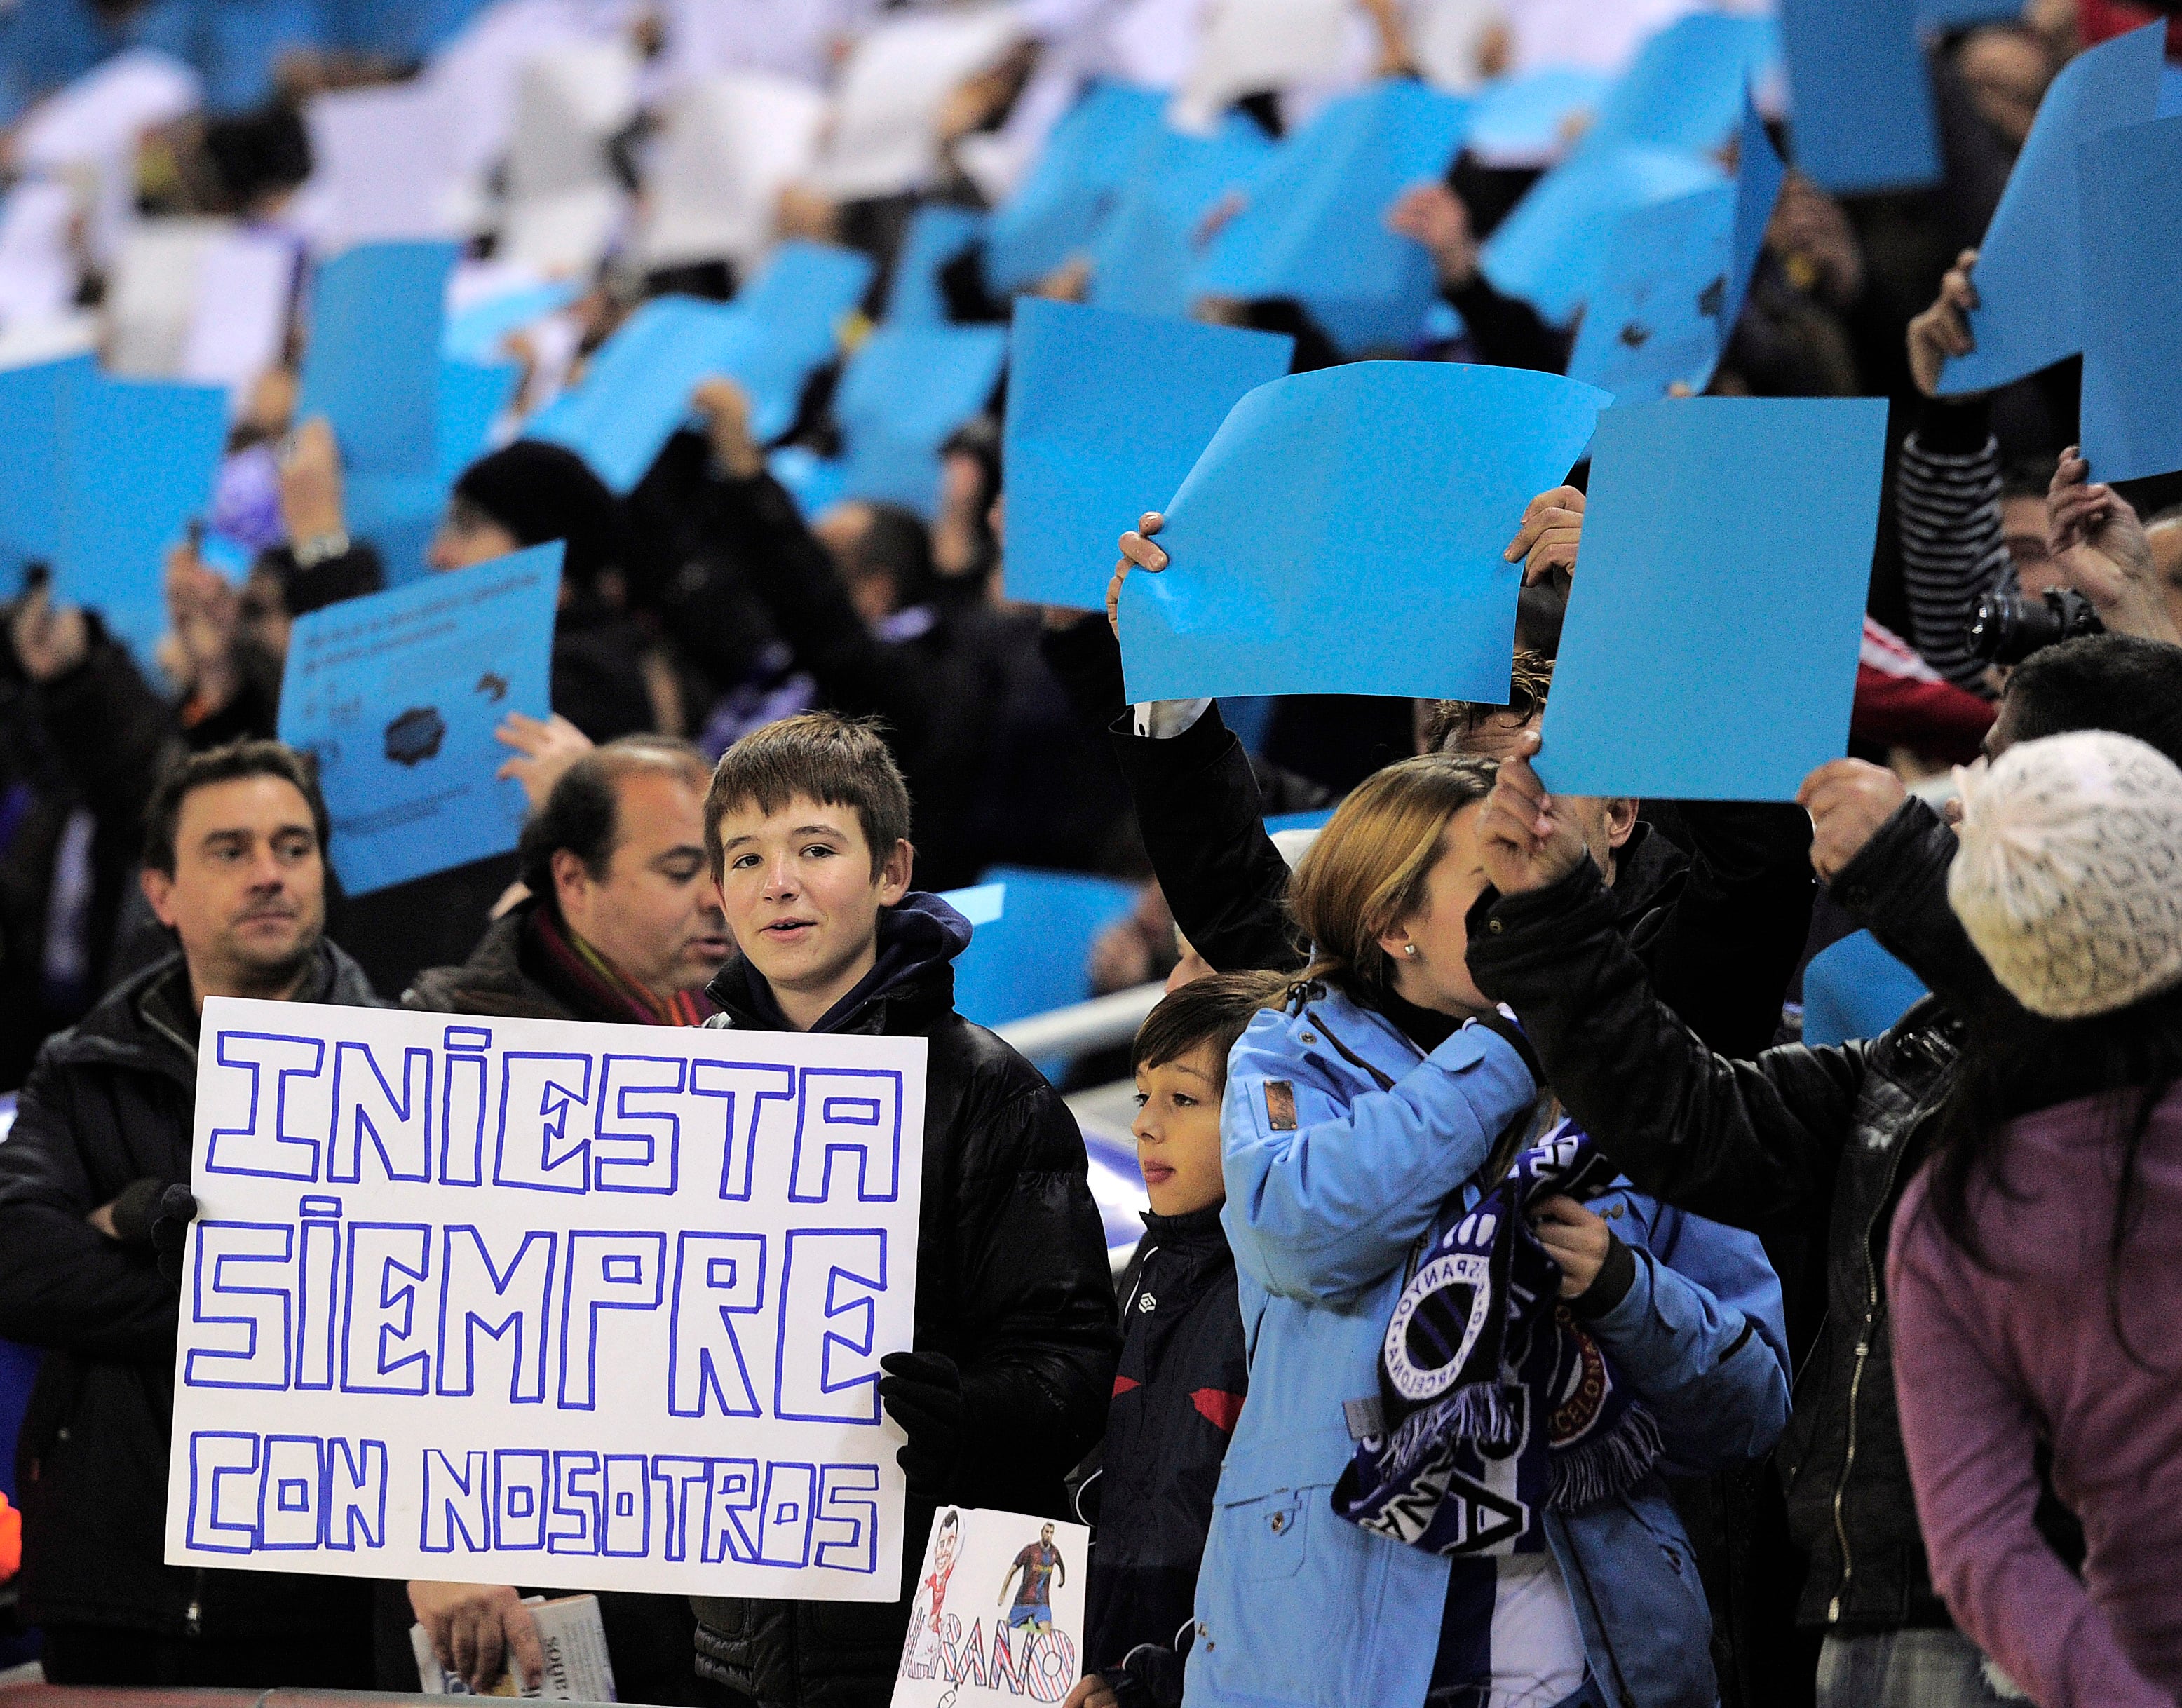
0,353,86,590
1465,67,1611,161
1481,144,1727,325
1192,79,1472,353
1003,299,1292,609
278,542,562,895
1777,0,1940,194
297,240,461,480
983,81,1167,292
1939,22,2166,395
1086,114,1271,322
1579,12,1780,158
834,323,1008,518
1536,396,1888,801
1118,361,1608,705
886,203,986,326
2076,115,2182,484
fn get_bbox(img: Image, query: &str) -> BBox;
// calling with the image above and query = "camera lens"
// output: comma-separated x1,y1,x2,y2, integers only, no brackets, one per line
1970,587,2103,665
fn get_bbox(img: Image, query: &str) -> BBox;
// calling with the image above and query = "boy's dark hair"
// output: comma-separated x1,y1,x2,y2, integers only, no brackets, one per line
1130,970,1292,1090
143,740,331,877
2004,634,2182,765
519,736,712,898
1999,454,2059,504
704,712,913,881
1422,649,1554,754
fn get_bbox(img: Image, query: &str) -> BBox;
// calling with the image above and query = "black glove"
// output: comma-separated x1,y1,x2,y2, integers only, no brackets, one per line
105,1177,172,1246
150,1185,199,1285
878,1350,965,1498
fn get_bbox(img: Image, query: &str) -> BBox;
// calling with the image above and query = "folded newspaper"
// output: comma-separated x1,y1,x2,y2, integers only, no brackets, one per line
412,1592,617,1700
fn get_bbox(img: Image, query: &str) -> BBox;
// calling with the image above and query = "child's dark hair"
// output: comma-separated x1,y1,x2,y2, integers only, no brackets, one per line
704,711,912,881
1130,971,1291,1090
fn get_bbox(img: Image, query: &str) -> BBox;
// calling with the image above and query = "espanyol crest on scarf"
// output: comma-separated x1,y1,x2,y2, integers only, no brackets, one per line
1331,1123,1663,1557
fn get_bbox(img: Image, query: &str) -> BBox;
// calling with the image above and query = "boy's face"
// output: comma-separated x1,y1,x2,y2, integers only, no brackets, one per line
712,792,911,1012
1132,1042,1228,1217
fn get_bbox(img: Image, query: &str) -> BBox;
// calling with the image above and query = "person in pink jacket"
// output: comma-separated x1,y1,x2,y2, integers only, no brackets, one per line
1890,728,2182,1707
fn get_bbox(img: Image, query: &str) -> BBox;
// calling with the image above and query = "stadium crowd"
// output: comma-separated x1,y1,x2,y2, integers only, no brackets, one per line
2,1,2182,1706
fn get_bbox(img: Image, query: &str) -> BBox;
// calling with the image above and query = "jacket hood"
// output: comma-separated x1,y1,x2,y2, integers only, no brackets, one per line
41,939,379,1081
705,890,973,1035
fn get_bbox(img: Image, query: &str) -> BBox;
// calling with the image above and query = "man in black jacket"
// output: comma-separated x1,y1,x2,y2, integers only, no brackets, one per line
0,740,380,1686
691,712,1118,1707
1463,632,2182,1705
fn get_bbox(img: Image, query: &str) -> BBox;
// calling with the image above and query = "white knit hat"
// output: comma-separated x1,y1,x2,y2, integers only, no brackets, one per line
1948,730,2182,1019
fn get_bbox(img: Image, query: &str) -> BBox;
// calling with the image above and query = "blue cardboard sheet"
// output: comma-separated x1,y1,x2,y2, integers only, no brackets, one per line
1481,144,1728,325
1536,397,1888,801
1916,0,2021,22
278,542,562,895
2077,115,2182,484
1086,114,1272,322
1565,187,1737,400
1464,67,1611,161
1580,12,1780,157
1003,299,1292,609
834,324,1009,517
983,81,1167,292
1803,929,1927,1047
885,204,986,325
1191,79,1473,353
438,357,521,483
0,353,85,590
53,369,229,667
767,445,848,520
297,240,461,480
1939,22,2165,394
1777,0,1940,194
1118,361,1608,704
938,881,1006,928
1726,93,1788,340
950,866,1136,1029
736,240,876,367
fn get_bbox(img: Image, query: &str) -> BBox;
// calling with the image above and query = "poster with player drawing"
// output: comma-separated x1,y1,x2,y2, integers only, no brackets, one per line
891,1506,1090,1706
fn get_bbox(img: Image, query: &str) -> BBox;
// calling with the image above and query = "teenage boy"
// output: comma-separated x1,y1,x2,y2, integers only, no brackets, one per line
694,711,1118,1708
1068,973,1283,1708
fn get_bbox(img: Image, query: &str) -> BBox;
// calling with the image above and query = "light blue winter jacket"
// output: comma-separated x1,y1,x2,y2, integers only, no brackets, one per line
1188,985,1791,1708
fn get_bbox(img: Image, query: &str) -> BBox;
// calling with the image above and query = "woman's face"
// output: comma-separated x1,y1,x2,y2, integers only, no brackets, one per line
1378,801,1495,1018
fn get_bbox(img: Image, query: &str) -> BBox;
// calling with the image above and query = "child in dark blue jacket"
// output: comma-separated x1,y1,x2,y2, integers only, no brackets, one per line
1069,972,1285,1708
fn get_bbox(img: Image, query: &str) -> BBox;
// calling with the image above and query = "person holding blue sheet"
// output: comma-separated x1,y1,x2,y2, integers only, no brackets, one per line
1462,630,2182,1707
1189,750,1789,1708
0,740,381,1688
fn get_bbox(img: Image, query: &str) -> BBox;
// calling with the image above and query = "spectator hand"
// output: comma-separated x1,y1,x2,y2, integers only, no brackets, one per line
1906,249,1980,399
8,579,89,682
692,377,765,479
1531,1195,1612,1296
150,1185,198,1284
278,416,346,545
1478,732,1591,895
408,1580,544,1694
1768,173,1864,306
1797,759,1906,884
163,541,243,707
1503,486,1583,585
2047,448,2179,643
1108,512,1168,636
1385,182,1478,291
1062,1674,1122,1708
494,712,595,811
879,1350,965,1498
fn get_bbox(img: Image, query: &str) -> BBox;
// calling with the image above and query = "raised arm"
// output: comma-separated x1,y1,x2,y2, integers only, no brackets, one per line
1221,1012,1538,1303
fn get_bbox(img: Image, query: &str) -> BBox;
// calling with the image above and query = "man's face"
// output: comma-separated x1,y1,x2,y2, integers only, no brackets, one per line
1041,1524,1055,1545
428,496,523,572
712,792,911,1008
142,775,327,1000
555,769,733,1000
1438,707,1635,884
813,501,897,624
2000,495,2065,597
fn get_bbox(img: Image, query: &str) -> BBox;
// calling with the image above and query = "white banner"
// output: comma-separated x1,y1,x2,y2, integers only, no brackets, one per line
163,997,926,1601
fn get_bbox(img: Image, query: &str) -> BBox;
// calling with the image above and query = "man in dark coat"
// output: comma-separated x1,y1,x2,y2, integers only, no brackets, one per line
692,712,1118,1708
0,740,380,1687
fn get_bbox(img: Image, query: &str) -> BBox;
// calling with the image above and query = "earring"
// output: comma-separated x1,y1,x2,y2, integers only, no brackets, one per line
1402,944,1418,958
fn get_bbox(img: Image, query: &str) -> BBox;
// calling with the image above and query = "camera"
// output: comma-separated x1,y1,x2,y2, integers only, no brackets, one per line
1968,586,2103,665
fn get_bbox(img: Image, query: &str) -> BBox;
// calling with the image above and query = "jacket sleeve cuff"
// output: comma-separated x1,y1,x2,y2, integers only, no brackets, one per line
1566,1231,1636,1320
1108,696,1233,775
1828,797,1950,925
1911,392,1995,456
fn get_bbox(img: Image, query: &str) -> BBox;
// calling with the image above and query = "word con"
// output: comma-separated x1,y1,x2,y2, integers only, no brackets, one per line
184,1430,883,1573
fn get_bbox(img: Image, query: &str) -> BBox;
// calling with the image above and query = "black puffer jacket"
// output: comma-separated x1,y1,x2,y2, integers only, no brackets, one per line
1081,1205,1245,1708
1467,800,2005,1632
0,943,381,1641
689,895,1119,1708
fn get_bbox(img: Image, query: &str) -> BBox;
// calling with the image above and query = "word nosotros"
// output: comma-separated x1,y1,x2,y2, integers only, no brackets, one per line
182,1435,885,1574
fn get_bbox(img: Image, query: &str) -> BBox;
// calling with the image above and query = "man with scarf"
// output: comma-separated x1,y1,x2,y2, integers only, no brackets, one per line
386,735,729,1703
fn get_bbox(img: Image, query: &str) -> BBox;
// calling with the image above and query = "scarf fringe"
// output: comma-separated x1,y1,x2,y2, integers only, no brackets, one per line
1547,1404,1663,1512
1383,1379,1523,1468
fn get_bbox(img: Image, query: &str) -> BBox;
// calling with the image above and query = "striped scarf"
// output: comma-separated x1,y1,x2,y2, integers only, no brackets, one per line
525,902,715,1027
